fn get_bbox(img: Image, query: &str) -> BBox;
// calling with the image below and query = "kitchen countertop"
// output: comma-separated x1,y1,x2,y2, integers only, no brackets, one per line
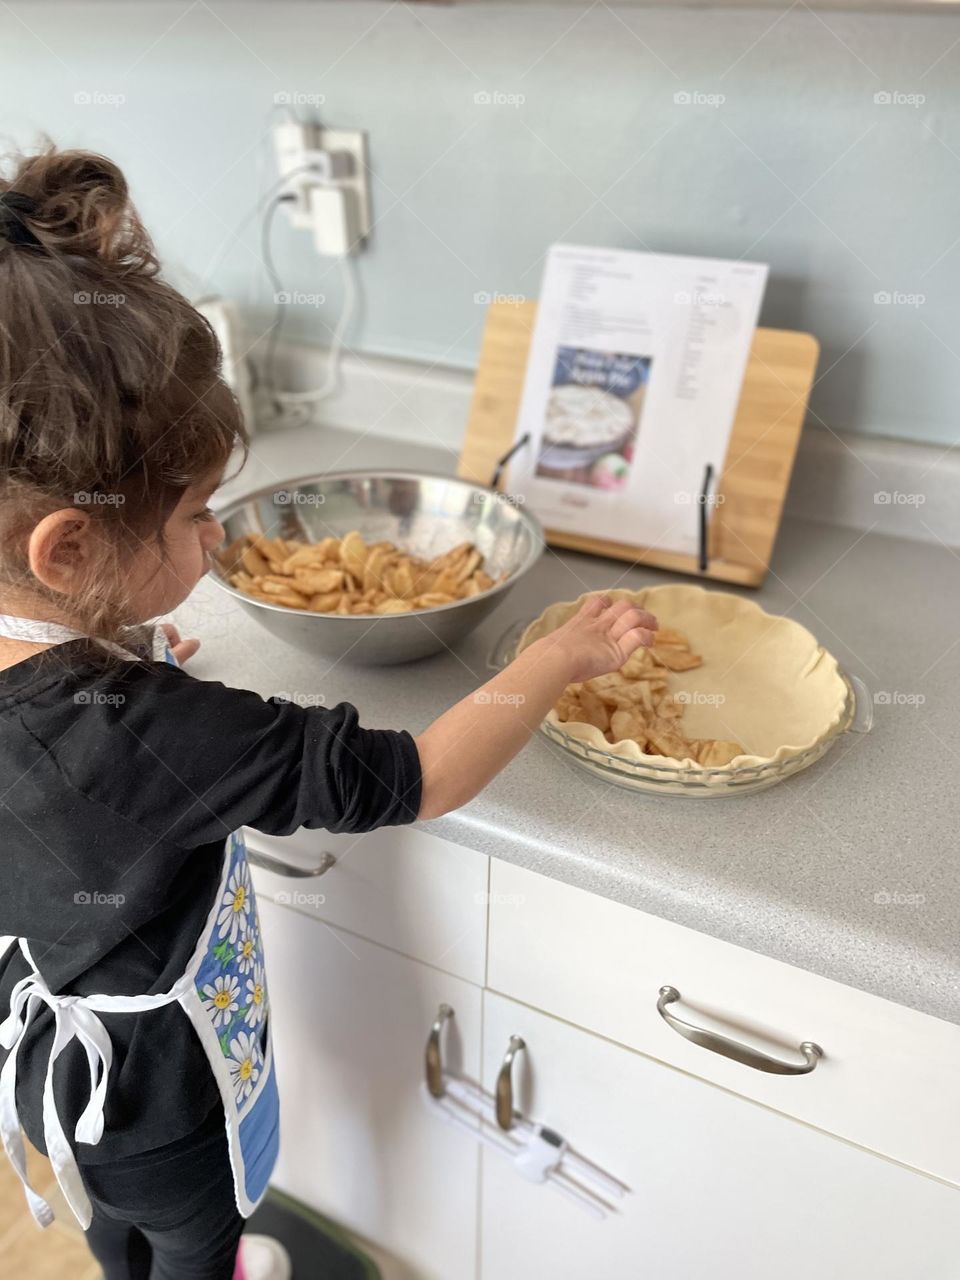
174,425,960,1026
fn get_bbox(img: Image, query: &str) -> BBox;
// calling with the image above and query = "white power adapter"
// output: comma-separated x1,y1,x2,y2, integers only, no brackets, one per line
307,184,363,258
272,120,370,257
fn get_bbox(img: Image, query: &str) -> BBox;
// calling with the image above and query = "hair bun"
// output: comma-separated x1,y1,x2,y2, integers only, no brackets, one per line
2,147,158,274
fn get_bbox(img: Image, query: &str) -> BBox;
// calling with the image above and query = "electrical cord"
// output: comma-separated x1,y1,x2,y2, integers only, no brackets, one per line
259,192,357,410
260,192,296,406
197,160,331,291
195,131,358,422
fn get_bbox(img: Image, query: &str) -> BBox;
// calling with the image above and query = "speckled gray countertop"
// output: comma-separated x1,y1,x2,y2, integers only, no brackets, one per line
174,425,960,1026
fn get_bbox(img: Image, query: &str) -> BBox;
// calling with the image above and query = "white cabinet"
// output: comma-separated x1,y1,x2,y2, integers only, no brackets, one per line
487,859,960,1184
258,897,482,1280
256,830,960,1280
479,991,960,1280
246,825,488,985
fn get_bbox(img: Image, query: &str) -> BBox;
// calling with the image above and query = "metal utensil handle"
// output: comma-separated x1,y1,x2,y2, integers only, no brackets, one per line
425,1003,454,1099
490,432,531,489
656,986,823,1076
247,847,336,879
495,1034,526,1130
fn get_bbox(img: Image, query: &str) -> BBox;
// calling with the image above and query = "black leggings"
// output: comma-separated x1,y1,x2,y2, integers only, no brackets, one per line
79,1103,244,1280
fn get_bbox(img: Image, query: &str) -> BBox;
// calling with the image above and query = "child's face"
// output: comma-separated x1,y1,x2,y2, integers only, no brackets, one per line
127,475,225,621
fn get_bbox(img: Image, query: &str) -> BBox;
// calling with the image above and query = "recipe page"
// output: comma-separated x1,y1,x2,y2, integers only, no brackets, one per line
508,244,769,555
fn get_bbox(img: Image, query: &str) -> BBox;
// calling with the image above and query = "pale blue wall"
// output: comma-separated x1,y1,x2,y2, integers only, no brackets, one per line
2,1,959,445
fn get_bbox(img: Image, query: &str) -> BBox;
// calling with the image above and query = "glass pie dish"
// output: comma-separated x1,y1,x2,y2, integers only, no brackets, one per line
489,586,873,797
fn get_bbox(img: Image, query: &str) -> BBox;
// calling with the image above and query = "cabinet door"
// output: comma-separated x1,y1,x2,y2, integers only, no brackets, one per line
259,898,481,1280
480,992,959,1280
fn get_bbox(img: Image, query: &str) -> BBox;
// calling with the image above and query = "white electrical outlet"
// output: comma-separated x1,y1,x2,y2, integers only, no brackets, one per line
273,119,322,230
272,122,370,254
316,127,371,244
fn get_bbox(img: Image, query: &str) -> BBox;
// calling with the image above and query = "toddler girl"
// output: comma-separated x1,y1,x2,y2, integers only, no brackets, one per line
0,147,656,1280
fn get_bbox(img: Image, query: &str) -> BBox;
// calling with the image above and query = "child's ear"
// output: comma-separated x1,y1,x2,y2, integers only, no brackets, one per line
27,508,95,594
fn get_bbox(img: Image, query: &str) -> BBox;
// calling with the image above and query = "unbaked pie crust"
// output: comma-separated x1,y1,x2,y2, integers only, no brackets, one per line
519,584,849,772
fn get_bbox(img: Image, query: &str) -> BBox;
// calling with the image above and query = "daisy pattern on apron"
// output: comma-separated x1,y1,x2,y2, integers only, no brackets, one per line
198,834,270,1103
182,829,279,1216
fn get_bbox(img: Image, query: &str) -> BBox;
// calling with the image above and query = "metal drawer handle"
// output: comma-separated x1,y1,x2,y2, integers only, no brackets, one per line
657,986,823,1076
495,1034,526,1130
425,1003,454,1099
247,847,336,879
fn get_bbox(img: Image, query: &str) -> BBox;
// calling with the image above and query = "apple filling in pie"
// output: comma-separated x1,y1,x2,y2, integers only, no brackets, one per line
523,584,849,774
554,626,745,768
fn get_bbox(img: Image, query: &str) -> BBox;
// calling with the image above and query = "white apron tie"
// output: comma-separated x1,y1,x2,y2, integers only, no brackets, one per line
0,612,145,660
0,937,192,1230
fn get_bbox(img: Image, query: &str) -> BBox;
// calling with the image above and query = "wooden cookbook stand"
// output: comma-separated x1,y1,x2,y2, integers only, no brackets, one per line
457,301,819,588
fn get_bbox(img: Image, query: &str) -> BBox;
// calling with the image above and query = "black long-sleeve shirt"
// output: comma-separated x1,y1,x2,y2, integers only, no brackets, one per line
0,641,422,1161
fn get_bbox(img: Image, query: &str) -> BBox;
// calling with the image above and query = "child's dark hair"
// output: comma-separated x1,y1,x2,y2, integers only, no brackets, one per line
0,145,248,641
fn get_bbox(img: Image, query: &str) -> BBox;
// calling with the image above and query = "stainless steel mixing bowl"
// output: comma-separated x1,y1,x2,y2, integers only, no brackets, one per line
209,469,545,665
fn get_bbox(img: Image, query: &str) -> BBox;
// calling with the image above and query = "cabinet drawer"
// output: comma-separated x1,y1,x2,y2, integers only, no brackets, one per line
480,992,959,1280
246,825,488,985
487,860,960,1185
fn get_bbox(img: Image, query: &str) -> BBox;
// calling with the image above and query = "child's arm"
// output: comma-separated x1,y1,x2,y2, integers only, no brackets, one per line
415,595,656,820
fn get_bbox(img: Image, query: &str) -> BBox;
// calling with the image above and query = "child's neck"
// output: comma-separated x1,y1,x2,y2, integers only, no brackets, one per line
0,596,80,670
0,634,56,671
0,592,82,627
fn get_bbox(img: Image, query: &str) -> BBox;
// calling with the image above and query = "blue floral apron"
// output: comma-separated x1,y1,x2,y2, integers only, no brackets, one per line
0,616,279,1230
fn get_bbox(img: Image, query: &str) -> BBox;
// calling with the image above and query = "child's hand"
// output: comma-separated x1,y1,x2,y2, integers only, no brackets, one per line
533,593,658,684
415,593,657,819
161,623,200,665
